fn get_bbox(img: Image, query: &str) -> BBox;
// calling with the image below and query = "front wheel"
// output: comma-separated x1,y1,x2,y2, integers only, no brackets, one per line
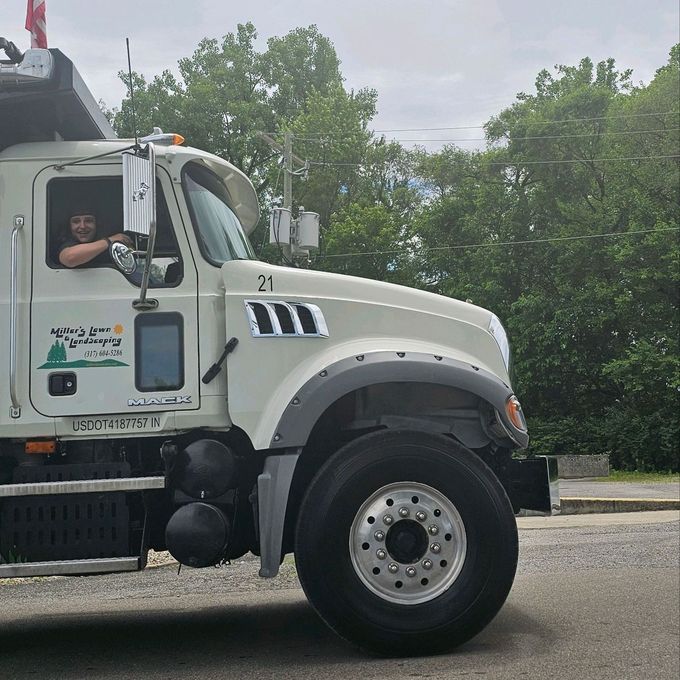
294,430,518,655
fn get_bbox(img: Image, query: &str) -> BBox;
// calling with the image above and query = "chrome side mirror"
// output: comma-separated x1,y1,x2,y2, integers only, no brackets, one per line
110,241,137,275
123,143,158,310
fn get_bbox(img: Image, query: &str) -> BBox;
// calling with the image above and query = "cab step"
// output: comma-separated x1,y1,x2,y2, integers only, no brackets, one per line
0,476,165,498
0,556,140,578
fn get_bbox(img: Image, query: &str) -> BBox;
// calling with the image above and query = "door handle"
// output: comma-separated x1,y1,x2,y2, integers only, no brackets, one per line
9,215,23,418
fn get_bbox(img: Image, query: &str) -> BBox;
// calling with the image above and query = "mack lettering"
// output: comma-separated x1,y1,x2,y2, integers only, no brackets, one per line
128,396,192,407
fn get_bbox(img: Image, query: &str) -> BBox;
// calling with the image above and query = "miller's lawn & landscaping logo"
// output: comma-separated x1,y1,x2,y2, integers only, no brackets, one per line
39,324,129,369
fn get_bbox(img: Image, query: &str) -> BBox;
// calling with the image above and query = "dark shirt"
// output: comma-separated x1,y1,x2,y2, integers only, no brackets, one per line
58,238,110,267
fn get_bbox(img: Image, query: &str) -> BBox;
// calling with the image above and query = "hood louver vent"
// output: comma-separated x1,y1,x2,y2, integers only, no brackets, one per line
245,301,329,338
293,305,318,334
273,304,296,334
249,303,274,335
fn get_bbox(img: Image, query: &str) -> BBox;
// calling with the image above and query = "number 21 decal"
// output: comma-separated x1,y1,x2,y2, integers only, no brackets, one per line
258,274,274,292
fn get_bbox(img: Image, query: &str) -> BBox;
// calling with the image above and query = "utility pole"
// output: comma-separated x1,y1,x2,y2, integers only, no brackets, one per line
283,130,292,211
257,131,318,264
257,131,306,207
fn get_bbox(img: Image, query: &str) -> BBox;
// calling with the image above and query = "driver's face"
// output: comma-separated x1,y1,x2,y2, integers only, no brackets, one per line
69,214,97,243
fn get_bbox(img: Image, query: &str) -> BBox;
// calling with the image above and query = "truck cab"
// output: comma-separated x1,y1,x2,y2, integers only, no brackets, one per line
0,42,557,655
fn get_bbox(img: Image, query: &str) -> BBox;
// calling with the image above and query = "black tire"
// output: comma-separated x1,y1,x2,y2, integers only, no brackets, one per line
294,429,518,655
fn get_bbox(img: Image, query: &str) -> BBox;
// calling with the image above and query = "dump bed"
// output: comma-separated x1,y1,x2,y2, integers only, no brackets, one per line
0,43,116,152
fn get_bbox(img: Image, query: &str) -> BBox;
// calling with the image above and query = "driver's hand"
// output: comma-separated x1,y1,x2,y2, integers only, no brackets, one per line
109,233,133,247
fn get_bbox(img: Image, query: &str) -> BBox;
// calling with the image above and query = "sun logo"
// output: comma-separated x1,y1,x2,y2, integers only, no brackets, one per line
113,324,124,335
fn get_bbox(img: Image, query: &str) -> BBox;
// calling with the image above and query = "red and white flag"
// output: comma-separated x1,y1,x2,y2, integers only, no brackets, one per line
25,0,47,48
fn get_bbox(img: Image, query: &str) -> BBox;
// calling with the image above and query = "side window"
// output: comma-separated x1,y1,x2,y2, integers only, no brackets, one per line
47,176,183,287
135,312,185,392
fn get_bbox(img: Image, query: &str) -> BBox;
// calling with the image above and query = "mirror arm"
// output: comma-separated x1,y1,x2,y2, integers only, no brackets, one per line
54,143,137,171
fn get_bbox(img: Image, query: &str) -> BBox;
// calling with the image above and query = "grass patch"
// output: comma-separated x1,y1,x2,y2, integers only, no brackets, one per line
593,470,680,483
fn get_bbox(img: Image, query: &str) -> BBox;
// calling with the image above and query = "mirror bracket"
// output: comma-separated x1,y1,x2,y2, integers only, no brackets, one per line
132,297,159,311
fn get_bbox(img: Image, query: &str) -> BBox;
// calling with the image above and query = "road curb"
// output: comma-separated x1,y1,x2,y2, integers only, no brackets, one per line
517,509,679,529
560,497,680,514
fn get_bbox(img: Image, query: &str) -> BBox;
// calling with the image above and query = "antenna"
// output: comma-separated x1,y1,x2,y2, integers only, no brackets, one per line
125,37,139,146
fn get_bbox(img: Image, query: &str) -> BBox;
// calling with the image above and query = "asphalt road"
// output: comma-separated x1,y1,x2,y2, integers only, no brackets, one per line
1,512,678,680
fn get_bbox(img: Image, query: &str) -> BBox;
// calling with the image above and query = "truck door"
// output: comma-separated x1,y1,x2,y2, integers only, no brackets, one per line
29,162,200,418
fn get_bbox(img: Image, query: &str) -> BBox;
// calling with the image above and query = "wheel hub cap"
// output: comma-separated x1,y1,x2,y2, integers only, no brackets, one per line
349,481,467,605
385,519,428,564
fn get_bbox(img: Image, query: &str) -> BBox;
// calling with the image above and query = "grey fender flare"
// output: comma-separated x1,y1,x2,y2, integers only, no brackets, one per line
269,351,528,450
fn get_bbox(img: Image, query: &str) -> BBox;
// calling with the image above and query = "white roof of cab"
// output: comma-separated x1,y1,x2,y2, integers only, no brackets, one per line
0,139,260,233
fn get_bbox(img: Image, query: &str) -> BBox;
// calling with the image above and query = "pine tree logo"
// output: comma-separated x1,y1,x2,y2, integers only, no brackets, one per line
46,340,67,363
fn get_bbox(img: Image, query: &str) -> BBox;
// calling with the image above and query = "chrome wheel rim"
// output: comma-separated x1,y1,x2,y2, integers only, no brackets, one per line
349,481,467,605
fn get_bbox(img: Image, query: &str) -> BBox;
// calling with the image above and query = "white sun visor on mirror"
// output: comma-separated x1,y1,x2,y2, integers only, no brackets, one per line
123,150,155,236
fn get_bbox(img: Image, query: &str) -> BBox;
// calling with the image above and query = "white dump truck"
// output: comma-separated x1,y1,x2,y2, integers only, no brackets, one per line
0,41,558,654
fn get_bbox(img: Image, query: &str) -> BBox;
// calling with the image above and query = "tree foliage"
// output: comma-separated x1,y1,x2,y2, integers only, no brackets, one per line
406,47,679,470
112,23,346,198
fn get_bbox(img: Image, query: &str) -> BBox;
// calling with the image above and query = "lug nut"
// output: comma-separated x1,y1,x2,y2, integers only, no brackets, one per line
374,530,385,542
376,549,386,560
398,507,410,518
428,525,439,536
415,511,427,522
383,514,394,525
388,563,399,574
405,566,417,577
422,559,433,570
431,543,441,554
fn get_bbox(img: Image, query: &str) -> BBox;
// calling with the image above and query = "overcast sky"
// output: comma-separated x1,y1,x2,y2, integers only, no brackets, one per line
5,1,679,149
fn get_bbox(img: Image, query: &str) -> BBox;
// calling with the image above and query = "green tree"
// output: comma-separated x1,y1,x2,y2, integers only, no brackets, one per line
289,85,377,225
114,24,277,195
412,49,679,470
320,203,416,285
112,23,350,201
262,25,342,119
111,24,381,262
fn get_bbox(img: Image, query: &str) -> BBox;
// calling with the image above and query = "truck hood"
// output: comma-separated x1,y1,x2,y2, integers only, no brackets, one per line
222,259,494,331
221,259,515,450
221,259,508,379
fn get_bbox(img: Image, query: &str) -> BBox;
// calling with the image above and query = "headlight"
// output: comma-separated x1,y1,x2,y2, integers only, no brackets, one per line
488,314,511,372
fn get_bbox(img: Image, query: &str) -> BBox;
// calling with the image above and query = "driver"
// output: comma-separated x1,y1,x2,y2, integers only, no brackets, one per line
58,208,132,268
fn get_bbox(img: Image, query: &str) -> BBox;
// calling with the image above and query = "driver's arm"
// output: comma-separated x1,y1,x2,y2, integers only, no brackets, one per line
58,233,132,268
59,238,110,268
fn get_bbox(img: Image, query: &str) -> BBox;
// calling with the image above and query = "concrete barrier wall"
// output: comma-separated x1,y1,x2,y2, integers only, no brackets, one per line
552,454,609,479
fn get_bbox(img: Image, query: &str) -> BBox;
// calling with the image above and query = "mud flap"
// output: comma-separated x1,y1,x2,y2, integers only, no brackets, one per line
508,456,560,515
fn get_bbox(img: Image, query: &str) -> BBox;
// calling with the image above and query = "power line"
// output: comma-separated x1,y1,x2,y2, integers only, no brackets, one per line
296,127,679,144
292,111,679,138
315,227,680,260
379,110,680,132
307,153,680,168
487,154,680,167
